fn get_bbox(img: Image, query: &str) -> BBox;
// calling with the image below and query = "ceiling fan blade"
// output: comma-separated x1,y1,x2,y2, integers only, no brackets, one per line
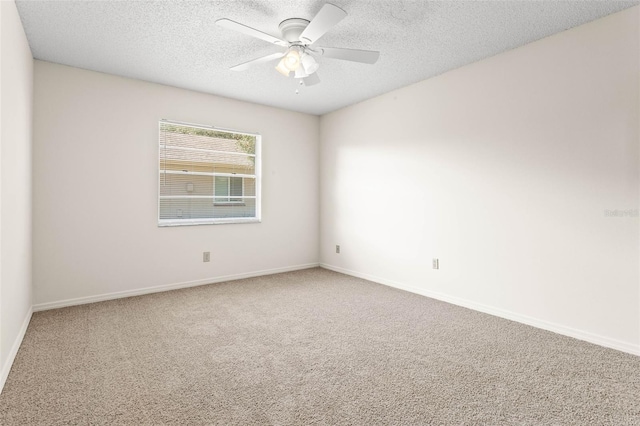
319,47,380,64
230,52,285,71
299,3,347,45
216,19,287,47
303,73,320,86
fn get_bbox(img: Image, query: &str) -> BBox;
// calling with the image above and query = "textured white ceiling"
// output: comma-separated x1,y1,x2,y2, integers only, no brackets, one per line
15,0,639,115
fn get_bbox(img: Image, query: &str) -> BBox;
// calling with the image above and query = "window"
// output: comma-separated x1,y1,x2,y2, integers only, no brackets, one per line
158,120,261,226
214,176,243,204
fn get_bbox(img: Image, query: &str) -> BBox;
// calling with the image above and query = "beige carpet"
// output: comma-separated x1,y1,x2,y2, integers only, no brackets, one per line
1,268,639,425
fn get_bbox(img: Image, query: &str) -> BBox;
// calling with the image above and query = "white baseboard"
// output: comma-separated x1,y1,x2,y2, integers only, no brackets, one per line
33,263,320,312
0,307,33,395
320,263,640,357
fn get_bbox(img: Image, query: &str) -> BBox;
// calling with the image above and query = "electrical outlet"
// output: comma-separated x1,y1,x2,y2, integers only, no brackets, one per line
432,258,439,270
203,252,210,262
336,245,340,254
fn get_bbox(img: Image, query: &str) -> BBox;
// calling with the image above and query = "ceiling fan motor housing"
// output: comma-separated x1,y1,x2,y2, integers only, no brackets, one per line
278,18,310,44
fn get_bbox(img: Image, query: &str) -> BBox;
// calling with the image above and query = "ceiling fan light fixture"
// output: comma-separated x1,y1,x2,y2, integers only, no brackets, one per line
301,53,319,75
283,47,302,71
275,58,291,76
294,66,309,79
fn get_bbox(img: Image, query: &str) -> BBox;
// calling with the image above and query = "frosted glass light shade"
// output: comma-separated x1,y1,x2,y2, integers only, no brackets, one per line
295,67,309,79
283,48,301,71
275,58,291,76
301,54,319,74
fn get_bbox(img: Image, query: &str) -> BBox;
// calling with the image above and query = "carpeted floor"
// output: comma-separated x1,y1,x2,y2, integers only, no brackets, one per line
0,268,639,425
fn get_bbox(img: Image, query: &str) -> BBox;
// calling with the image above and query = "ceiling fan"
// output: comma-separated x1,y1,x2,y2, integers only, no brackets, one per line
215,3,380,86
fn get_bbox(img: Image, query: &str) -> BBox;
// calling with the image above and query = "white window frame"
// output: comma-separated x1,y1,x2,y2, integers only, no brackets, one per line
158,119,262,226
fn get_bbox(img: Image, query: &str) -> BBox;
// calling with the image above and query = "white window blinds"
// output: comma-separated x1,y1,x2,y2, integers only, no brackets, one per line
158,120,261,226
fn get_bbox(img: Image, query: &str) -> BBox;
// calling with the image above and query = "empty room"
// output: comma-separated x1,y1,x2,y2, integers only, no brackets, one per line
1,0,639,424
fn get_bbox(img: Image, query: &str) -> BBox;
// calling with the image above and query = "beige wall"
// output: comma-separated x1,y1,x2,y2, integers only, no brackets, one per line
33,61,319,306
320,7,640,354
0,0,33,388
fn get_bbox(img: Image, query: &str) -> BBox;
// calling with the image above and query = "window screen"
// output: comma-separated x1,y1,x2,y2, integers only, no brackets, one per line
158,120,261,226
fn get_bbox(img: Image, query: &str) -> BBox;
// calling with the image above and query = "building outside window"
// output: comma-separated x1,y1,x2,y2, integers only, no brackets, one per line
158,120,261,226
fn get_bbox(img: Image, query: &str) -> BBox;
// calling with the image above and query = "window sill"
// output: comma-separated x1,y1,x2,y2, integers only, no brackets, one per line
158,218,260,227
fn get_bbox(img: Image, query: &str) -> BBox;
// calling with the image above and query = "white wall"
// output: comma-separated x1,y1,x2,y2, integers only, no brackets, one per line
33,61,319,307
320,7,640,354
0,0,33,388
